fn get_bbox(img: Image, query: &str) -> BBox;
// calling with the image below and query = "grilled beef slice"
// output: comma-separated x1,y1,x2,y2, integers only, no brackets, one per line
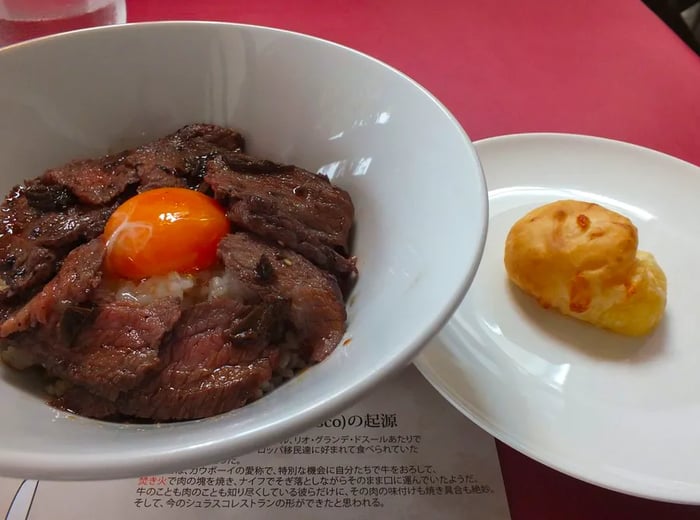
205,154,357,286
122,124,245,191
0,236,56,301
0,238,105,338
41,124,245,204
12,297,182,402
43,153,138,206
59,298,285,420
217,232,346,362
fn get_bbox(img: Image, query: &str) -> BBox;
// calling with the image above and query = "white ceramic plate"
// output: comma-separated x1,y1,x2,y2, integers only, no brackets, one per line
414,133,700,504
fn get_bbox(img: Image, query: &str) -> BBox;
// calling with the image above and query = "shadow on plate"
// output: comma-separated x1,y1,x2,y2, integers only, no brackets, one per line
508,283,668,363
0,362,49,399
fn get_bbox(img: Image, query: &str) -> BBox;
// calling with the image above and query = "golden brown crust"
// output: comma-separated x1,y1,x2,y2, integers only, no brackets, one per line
504,200,666,336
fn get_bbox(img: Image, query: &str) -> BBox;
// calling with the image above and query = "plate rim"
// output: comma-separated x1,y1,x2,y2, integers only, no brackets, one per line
414,131,700,505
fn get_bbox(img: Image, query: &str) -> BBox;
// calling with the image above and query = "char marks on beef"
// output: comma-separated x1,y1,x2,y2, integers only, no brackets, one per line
0,124,355,422
26,204,116,248
0,238,105,338
0,192,113,302
113,298,281,420
65,298,182,399
0,236,56,301
43,154,138,206
122,124,245,191
218,232,346,362
42,124,245,204
15,297,181,403
60,298,283,420
24,183,77,212
205,154,357,288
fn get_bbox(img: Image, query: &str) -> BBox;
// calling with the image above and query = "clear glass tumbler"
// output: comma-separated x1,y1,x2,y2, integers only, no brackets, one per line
0,0,126,47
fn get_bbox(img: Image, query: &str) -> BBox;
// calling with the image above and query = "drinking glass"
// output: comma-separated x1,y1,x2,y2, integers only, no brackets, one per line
0,0,126,47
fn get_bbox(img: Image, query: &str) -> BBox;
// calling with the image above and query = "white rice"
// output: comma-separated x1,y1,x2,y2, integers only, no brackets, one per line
111,270,241,306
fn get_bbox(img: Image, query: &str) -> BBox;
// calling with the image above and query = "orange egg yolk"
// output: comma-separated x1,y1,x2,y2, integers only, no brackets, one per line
103,187,230,280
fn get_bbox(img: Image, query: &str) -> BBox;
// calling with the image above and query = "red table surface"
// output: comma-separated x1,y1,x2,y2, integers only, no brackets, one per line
128,1,700,518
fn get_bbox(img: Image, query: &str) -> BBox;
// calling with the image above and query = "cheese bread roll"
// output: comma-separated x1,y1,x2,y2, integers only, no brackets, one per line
504,200,666,336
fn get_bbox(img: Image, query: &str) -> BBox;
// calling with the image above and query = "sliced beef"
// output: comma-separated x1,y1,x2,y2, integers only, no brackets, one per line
0,187,55,300
0,236,56,301
0,238,105,337
213,151,290,174
205,154,356,284
2,180,114,245
119,358,273,421
23,182,77,212
9,297,181,405
24,204,115,248
0,185,42,236
123,124,245,190
117,298,279,420
47,298,181,400
0,185,115,308
43,153,138,206
230,296,290,348
39,124,245,205
157,298,283,369
56,388,117,419
174,123,246,152
60,298,284,420
207,152,353,251
60,357,273,421
218,232,346,362
136,168,188,193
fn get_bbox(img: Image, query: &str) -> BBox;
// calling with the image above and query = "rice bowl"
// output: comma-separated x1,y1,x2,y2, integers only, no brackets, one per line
0,21,487,479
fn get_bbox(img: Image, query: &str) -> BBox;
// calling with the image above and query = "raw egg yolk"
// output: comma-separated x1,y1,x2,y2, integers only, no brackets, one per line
103,187,229,280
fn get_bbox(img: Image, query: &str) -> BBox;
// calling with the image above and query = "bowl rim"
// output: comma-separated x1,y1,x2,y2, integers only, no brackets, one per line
0,20,489,480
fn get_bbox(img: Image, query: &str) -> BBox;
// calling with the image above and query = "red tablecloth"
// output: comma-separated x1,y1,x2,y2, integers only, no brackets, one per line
127,1,700,518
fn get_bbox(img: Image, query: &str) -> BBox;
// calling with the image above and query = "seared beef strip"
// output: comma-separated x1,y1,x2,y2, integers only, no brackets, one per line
0,236,56,301
122,124,245,191
230,296,290,348
115,298,282,420
118,358,274,421
25,204,115,248
43,153,137,206
205,154,357,286
218,232,346,362
60,298,285,420
12,297,181,402
60,357,273,421
61,298,182,399
23,183,77,212
136,168,188,193
0,204,115,320
175,123,246,152
0,238,105,338
40,124,245,205
0,185,42,235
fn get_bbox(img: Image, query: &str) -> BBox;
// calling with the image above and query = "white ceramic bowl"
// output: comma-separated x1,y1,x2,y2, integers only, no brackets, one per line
0,22,487,480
